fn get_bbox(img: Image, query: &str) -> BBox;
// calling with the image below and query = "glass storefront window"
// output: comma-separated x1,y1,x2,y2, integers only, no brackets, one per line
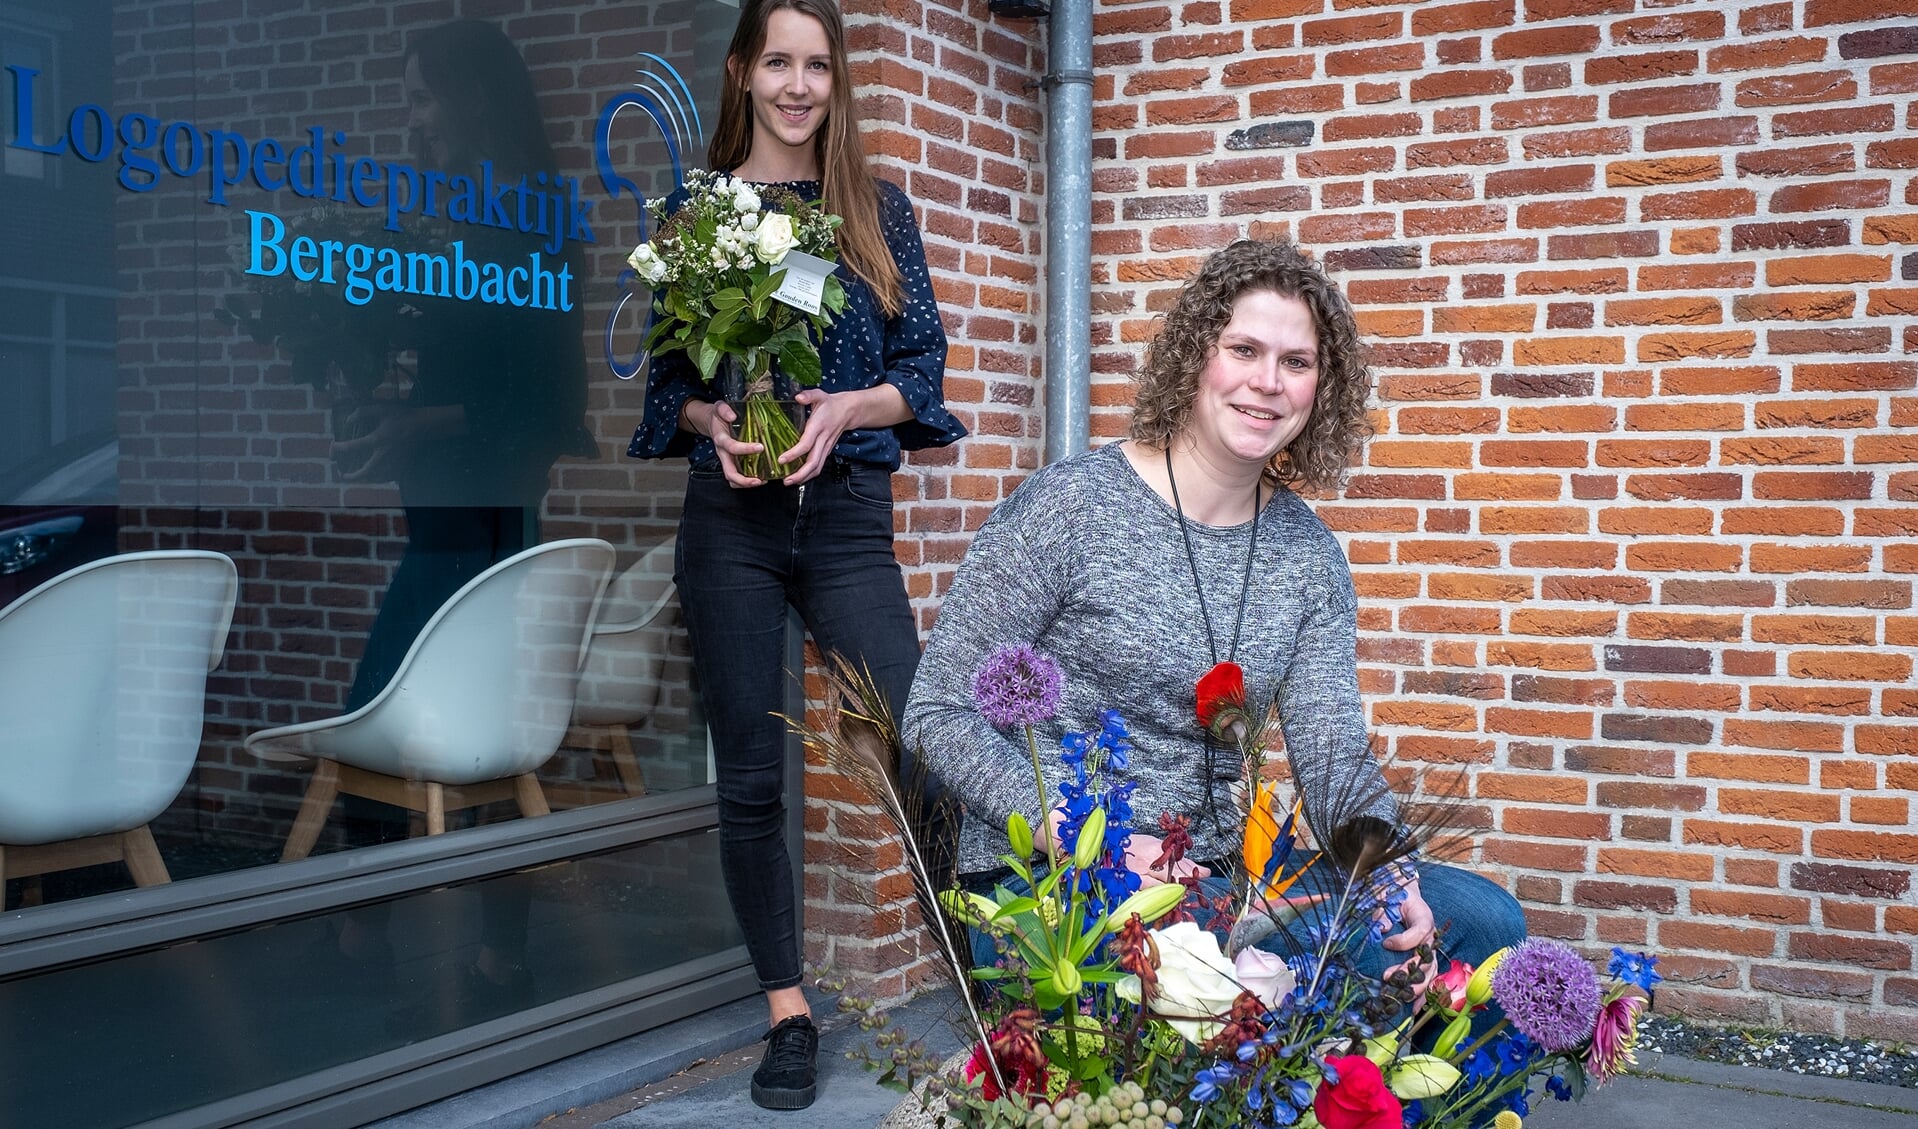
1,0,737,912
1,830,744,1129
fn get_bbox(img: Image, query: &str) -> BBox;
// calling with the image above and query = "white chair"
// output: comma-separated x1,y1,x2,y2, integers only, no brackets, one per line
0,551,239,901
246,539,615,861
549,539,678,805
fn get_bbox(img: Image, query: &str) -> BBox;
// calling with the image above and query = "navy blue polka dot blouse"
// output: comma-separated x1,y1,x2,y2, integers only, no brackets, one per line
626,178,967,470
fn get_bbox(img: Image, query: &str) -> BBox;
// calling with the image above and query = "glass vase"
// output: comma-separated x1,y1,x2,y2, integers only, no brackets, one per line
716,355,806,481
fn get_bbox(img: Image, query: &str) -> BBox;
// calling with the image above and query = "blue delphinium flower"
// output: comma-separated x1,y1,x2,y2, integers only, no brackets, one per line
1053,714,1142,922
1462,1048,1495,1086
1191,1062,1239,1104
1546,1073,1574,1101
1608,947,1663,993
1497,1029,1538,1076
1400,1098,1425,1127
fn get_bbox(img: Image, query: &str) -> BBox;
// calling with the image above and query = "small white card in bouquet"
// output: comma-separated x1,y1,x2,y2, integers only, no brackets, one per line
769,250,837,316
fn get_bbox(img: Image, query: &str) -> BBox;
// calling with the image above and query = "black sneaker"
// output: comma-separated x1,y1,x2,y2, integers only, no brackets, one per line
750,1013,819,1110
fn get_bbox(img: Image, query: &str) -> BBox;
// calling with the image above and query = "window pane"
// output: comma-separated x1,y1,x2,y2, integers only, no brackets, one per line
0,831,745,1128
0,0,734,914
0,343,52,486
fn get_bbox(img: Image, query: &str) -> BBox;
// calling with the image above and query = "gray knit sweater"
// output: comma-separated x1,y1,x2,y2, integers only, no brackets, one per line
901,442,1396,875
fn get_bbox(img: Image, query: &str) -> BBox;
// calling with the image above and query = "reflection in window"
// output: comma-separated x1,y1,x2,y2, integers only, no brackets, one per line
0,0,733,912
0,832,745,1129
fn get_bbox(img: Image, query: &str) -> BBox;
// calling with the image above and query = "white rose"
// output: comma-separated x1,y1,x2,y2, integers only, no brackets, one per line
1115,921,1244,1044
753,212,798,264
1232,946,1297,1012
733,184,762,213
626,243,668,286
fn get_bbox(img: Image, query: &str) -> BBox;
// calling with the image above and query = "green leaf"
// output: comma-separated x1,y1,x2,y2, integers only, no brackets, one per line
992,896,1039,919
708,304,743,341
694,337,721,382
777,341,823,386
710,287,748,310
1067,917,1109,963
753,268,786,305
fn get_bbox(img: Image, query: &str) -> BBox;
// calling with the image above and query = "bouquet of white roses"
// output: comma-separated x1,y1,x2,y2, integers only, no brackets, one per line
628,170,847,479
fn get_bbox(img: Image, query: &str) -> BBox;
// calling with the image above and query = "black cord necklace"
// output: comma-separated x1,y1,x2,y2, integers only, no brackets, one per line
1164,447,1260,668
1166,446,1262,837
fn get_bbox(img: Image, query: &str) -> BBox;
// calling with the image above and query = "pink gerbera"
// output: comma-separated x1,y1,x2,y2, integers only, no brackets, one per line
1586,989,1648,1084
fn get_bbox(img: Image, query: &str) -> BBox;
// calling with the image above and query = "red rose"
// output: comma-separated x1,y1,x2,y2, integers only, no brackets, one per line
1313,1054,1403,1129
1195,661,1245,732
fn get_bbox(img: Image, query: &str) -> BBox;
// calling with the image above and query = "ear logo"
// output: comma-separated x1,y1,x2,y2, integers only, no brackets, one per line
594,55,705,380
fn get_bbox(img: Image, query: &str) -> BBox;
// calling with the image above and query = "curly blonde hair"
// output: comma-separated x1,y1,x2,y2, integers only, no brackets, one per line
1129,239,1373,492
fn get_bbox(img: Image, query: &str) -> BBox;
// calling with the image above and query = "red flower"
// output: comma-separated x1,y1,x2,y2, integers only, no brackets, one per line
964,1007,1048,1103
963,1041,1047,1102
1431,959,1475,1012
1313,1055,1402,1129
1195,661,1245,732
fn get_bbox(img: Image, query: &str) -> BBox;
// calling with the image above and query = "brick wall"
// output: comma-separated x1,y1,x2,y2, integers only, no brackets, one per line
802,0,1048,998
1080,0,1918,1038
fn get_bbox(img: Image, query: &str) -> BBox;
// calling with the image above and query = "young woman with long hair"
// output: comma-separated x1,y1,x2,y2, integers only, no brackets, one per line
627,0,965,1110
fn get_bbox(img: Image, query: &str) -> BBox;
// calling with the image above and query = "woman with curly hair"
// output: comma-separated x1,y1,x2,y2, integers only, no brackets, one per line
903,238,1524,994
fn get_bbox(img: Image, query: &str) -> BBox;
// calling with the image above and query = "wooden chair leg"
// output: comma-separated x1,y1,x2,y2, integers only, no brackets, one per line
121,826,171,886
609,725,649,796
514,774,551,819
424,782,446,835
282,759,341,862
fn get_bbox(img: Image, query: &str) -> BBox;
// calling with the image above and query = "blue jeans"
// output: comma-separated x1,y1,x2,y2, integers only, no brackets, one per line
677,459,945,990
1224,860,1527,980
964,860,1526,1015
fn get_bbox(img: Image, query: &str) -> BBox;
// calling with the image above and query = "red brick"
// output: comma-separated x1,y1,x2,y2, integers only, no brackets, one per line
1771,179,1893,213
1522,126,1632,159
1793,361,1917,391
1585,50,1700,86
1687,752,1811,785
1685,820,1805,854
1709,35,1829,73
1664,366,1784,397
1738,71,1862,108
1490,95,1599,130
1493,25,1600,59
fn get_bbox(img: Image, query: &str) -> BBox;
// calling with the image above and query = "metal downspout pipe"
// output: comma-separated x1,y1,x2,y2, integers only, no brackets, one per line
1042,0,1093,464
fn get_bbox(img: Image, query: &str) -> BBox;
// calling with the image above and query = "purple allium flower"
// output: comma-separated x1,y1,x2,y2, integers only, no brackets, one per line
971,644,1063,730
1489,939,1604,1052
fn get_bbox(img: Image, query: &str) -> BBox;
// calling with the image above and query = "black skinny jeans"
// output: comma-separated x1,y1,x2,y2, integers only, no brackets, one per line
677,459,947,990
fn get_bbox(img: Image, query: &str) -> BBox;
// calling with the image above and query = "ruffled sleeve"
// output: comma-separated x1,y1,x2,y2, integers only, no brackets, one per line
875,181,966,451
625,188,715,461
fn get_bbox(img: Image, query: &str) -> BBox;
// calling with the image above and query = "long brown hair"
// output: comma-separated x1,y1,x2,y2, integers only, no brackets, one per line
1130,239,1374,493
708,0,905,318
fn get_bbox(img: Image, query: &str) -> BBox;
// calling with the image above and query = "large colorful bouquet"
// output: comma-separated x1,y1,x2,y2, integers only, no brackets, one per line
627,170,847,479
802,646,1655,1129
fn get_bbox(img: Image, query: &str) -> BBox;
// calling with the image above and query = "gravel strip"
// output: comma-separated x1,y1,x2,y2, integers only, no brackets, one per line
1636,1013,1918,1089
